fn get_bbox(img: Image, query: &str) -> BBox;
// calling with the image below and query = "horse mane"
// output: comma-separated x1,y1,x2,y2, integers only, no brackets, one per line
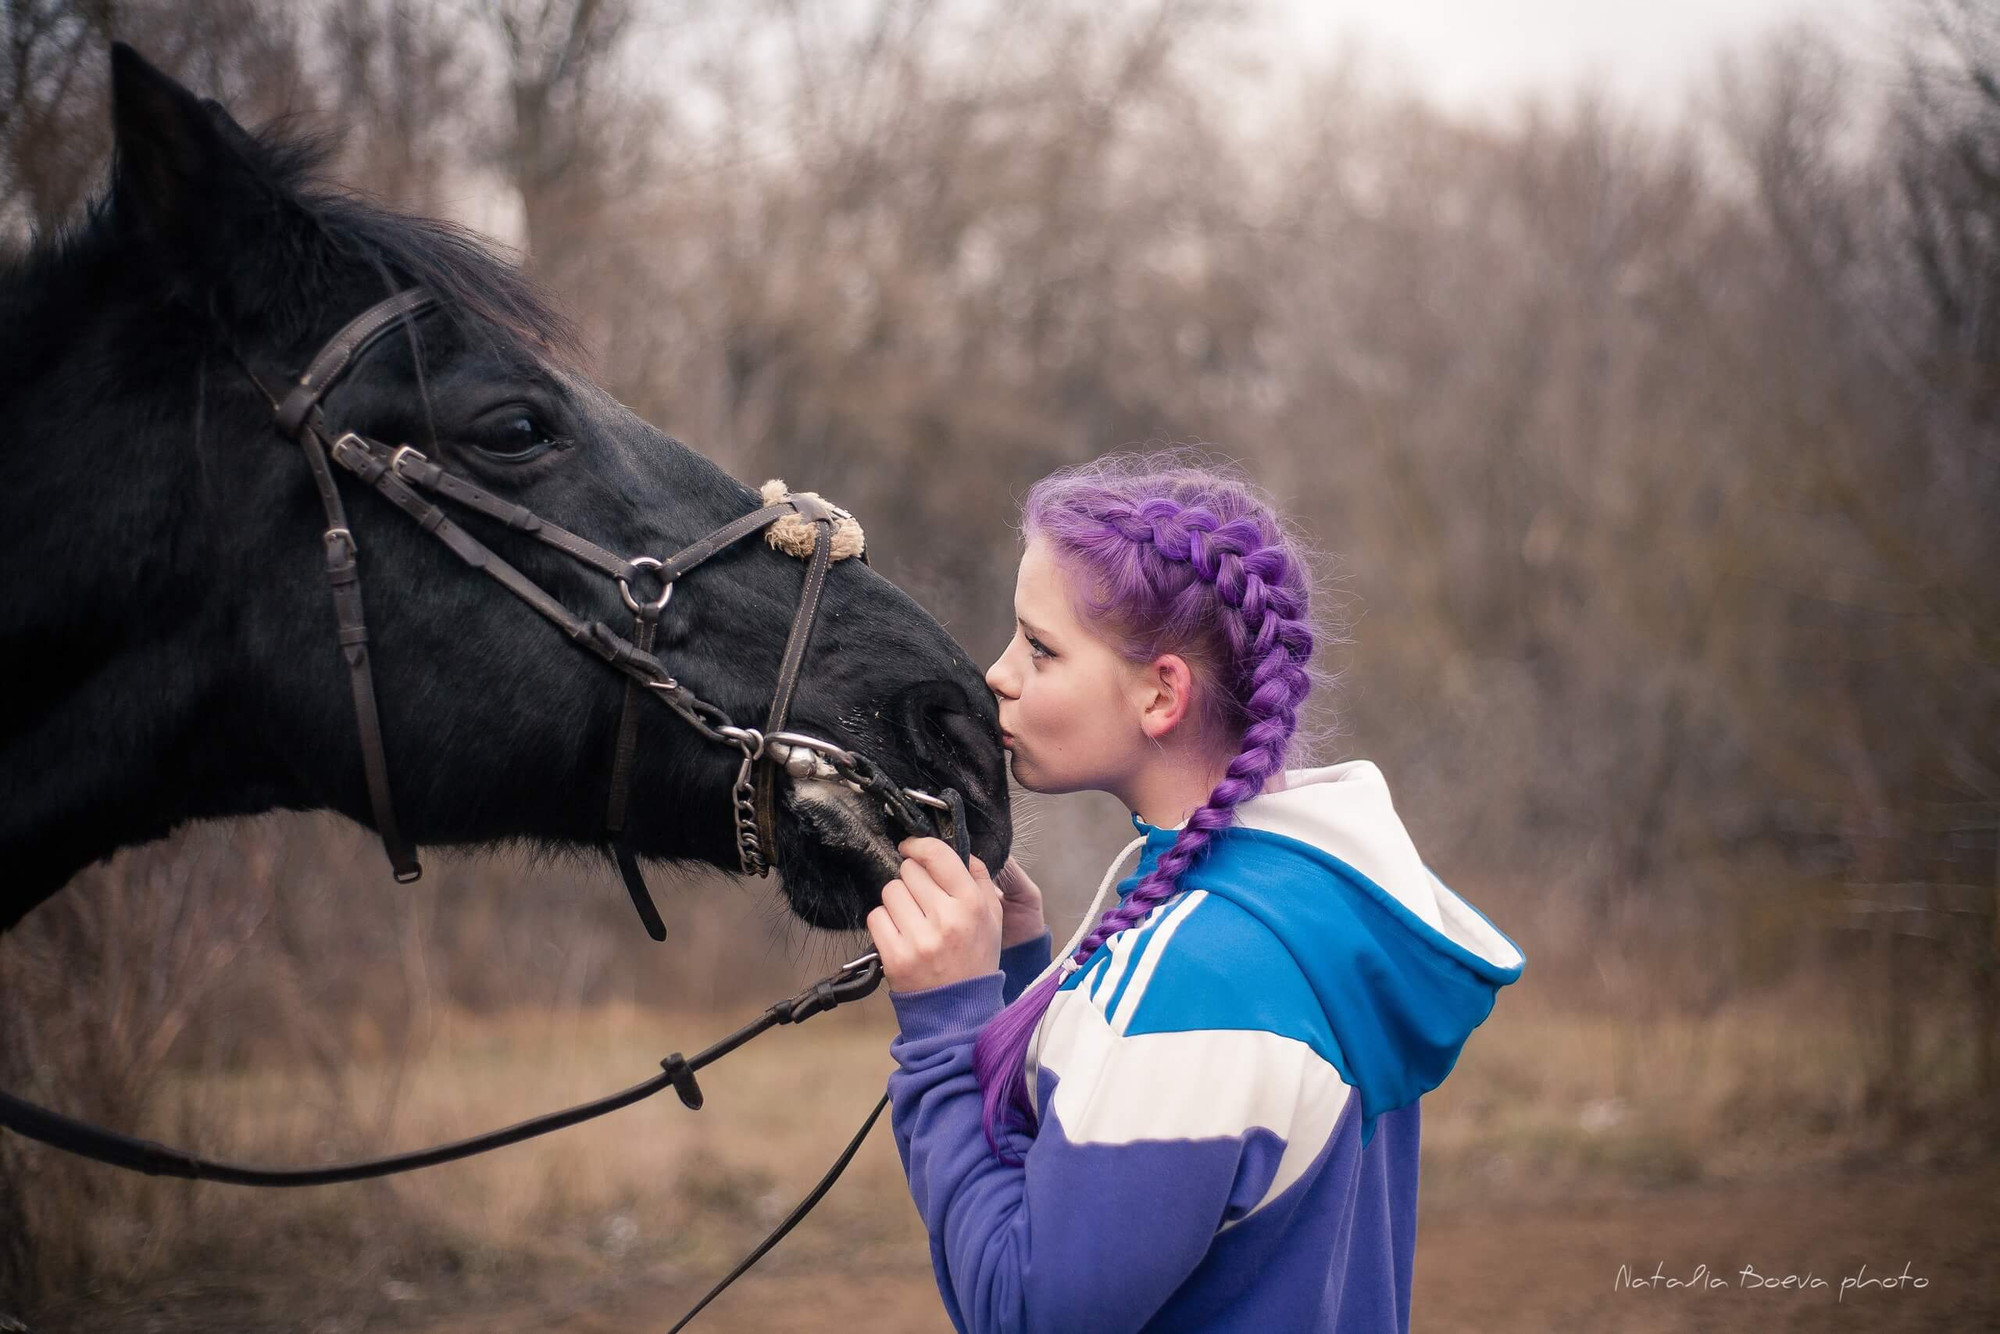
298,176,592,376
11,107,589,376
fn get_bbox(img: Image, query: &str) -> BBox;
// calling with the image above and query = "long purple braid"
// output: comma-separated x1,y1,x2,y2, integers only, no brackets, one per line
971,457,1317,1160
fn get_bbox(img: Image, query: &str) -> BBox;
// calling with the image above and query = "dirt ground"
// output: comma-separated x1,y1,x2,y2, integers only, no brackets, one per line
15,993,1995,1334
414,1161,2000,1333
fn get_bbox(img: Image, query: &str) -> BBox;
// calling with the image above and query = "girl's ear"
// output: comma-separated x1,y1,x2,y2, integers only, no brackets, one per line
1136,653,1196,740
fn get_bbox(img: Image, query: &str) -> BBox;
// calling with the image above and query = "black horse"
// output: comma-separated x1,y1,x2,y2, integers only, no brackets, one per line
0,47,1009,935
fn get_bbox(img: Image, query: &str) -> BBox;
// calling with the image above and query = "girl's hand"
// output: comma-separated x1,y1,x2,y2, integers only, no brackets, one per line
868,837,1003,993
991,856,1047,948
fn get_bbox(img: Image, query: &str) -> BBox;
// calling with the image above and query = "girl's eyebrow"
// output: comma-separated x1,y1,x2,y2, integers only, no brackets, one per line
1016,614,1054,643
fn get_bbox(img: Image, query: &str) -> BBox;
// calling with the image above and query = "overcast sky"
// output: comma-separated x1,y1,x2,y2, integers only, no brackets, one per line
1266,0,1895,116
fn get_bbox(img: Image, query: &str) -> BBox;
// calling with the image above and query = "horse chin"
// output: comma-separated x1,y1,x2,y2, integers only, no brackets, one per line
774,778,901,930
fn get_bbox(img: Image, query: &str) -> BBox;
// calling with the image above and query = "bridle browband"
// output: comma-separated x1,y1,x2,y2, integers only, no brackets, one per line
0,285,989,1330
256,286,961,935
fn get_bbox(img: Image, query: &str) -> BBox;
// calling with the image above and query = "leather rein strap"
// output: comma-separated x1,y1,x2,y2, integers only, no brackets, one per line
0,953,888,1185
0,954,897,1333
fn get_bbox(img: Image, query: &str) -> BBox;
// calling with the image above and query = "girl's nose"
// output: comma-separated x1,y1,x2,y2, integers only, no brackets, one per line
985,654,1015,701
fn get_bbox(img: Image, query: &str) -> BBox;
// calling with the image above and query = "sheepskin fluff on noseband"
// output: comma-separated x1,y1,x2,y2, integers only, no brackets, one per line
760,479,867,561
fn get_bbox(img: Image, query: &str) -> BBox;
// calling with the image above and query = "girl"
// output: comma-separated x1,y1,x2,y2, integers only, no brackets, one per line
867,454,1525,1333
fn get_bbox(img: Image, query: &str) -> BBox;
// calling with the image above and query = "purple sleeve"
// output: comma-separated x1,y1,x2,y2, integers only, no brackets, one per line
886,977,1269,1334
997,931,1051,1005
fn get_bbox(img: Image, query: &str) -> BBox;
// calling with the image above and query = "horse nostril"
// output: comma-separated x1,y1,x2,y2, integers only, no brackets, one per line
894,681,994,772
931,706,995,768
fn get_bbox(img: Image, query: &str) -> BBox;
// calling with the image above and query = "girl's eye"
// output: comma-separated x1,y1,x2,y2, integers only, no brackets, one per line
471,410,558,462
1026,634,1054,660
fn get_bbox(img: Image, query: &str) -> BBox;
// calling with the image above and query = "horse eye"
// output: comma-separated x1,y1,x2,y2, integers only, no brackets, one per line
473,410,557,462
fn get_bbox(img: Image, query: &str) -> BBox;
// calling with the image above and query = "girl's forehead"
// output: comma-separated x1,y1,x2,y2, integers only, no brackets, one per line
1016,539,1067,608
1017,539,1105,647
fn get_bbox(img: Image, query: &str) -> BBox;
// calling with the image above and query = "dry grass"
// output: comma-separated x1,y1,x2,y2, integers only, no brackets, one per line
1422,973,1992,1207
12,970,1993,1331
5,838,1989,1332
10,1000,926,1321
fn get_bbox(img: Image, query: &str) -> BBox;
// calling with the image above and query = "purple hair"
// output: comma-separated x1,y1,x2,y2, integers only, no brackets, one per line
971,453,1318,1159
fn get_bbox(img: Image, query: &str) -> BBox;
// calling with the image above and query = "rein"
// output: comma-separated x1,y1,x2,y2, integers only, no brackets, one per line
0,287,983,1328
0,948,912,1333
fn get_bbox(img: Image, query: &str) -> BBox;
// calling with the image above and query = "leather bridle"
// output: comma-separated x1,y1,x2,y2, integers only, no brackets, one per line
258,287,963,935
0,285,991,1329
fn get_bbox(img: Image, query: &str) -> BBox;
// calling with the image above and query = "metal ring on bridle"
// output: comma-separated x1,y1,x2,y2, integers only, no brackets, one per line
716,724,765,760
619,555,674,616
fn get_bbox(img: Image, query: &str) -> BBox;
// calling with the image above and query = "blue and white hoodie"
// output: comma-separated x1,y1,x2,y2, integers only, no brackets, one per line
885,760,1526,1333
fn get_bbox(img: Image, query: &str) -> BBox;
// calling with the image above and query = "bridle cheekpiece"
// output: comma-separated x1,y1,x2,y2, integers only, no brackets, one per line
260,287,967,936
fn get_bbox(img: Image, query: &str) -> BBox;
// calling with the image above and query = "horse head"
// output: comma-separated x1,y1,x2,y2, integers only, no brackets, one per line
0,46,1009,934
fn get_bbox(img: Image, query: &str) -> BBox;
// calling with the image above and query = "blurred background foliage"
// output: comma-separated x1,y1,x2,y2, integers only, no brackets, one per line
2,0,1996,1325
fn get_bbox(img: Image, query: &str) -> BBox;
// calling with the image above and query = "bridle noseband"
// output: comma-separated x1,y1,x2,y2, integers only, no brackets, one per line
258,287,964,933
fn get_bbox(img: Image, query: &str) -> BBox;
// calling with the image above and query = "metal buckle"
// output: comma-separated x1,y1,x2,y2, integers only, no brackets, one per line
778,952,884,1021
389,445,428,480
328,432,370,469
618,555,674,617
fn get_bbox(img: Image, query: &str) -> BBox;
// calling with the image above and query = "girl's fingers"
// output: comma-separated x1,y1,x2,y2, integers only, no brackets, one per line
899,837,975,900
899,855,947,910
866,905,914,984
880,878,933,942
875,841,1004,991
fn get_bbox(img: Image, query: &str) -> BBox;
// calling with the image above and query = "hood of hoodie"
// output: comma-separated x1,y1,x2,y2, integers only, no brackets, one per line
1122,759,1526,1136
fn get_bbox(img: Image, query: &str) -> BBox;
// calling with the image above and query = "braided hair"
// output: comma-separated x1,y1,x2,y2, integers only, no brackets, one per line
971,454,1319,1159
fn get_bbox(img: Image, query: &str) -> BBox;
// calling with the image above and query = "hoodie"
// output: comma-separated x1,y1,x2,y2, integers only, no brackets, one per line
885,760,1526,1334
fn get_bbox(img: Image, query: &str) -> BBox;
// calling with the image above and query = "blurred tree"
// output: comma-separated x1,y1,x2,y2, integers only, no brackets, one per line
322,0,482,212
1,0,301,237
1889,0,2000,1110
479,0,650,279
